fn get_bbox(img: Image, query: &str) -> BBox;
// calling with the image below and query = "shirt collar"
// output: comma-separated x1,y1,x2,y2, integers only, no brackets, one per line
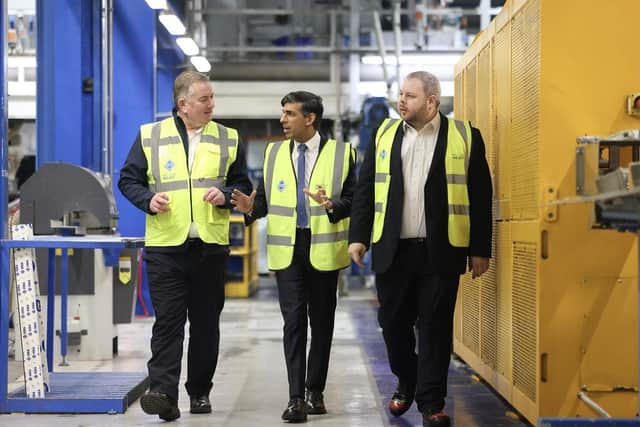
294,131,320,153
403,112,441,134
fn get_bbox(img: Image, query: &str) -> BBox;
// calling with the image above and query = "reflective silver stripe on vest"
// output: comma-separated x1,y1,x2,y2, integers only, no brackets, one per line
201,124,236,176
378,119,400,142
149,123,162,193
265,141,285,205
448,204,470,215
154,181,189,192
375,173,387,183
446,174,467,185
453,119,470,172
267,235,293,246
192,177,225,188
310,206,327,216
269,205,295,216
375,202,383,212
142,135,181,147
331,142,347,197
311,230,348,244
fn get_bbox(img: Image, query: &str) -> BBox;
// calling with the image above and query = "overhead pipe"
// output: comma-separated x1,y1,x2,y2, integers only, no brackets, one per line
203,45,465,53
372,10,391,99
393,0,403,98
348,0,360,114
101,0,113,177
330,10,342,140
190,7,485,16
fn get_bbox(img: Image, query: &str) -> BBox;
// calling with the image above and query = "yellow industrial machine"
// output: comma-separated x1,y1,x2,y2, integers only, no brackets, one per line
226,215,258,298
453,0,639,423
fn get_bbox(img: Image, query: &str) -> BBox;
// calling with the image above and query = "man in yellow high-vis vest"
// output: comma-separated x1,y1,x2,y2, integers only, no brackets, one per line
232,91,356,423
118,71,252,421
349,71,493,427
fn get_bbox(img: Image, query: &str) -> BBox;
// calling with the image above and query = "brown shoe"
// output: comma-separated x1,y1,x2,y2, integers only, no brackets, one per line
423,410,451,427
281,397,307,423
389,388,414,417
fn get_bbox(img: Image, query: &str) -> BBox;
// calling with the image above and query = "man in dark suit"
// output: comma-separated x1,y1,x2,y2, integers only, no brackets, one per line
348,71,492,427
231,91,356,423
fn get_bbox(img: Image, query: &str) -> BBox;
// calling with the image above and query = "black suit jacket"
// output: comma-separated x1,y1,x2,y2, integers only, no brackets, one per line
246,135,357,225
349,113,492,275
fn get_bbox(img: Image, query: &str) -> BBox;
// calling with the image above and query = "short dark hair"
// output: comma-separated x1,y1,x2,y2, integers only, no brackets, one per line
173,70,209,108
280,91,323,130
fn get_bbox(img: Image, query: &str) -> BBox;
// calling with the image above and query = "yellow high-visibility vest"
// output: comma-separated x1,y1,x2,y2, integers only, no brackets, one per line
140,117,238,246
264,139,352,271
372,117,472,247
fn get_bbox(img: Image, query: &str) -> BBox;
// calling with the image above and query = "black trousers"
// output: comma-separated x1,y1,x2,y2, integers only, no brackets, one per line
375,238,459,413
144,241,227,401
275,228,339,399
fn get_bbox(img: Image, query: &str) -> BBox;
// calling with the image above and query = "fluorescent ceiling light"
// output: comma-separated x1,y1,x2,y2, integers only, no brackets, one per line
145,0,167,9
159,14,186,36
190,56,211,73
176,37,199,56
361,53,462,66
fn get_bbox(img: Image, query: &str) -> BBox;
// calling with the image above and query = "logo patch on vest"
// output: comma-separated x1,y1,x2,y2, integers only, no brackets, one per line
277,179,286,192
451,153,464,160
380,149,387,160
164,159,175,171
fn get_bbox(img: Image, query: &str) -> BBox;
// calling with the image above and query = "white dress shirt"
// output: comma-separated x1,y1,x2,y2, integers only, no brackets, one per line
292,131,321,229
188,127,204,238
400,113,440,239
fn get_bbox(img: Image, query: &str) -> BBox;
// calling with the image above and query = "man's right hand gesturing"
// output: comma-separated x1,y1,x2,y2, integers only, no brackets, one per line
231,189,257,214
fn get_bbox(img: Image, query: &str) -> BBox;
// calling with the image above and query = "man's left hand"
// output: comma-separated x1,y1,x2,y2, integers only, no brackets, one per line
469,256,490,279
203,186,225,206
304,186,333,210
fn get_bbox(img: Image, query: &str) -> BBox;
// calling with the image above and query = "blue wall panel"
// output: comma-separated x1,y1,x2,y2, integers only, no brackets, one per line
37,0,84,167
112,0,155,237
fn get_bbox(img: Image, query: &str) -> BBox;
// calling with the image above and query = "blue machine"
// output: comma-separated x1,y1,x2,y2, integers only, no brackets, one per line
358,96,390,154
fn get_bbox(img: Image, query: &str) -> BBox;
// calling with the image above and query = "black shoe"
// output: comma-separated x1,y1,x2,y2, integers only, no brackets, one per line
190,394,212,414
140,391,181,421
423,409,451,427
305,390,327,415
388,385,414,417
281,397,307,423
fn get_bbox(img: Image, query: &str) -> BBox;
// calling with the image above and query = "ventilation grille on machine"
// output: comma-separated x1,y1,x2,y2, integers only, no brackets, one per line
510,0,540,220
480,209,499,369
477,45,493,170
512,241,538,403
455,72,464,117
461,274,480,355
465,58,477,123
496,221,512,380
493,24,510,210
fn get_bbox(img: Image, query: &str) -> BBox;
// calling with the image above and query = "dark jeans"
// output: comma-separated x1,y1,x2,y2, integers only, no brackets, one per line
144,241,227,401
375,238,459,413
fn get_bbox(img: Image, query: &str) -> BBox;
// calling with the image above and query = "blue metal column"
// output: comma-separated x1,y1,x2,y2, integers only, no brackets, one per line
0,0,9,412
80,0,104,172
35,0,58,168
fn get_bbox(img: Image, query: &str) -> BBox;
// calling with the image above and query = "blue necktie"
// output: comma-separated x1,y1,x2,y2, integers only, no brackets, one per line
296,144,308,228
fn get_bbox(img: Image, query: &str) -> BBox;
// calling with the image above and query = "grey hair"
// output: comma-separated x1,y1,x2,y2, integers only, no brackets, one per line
405,71,441,105
173,70,210,108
